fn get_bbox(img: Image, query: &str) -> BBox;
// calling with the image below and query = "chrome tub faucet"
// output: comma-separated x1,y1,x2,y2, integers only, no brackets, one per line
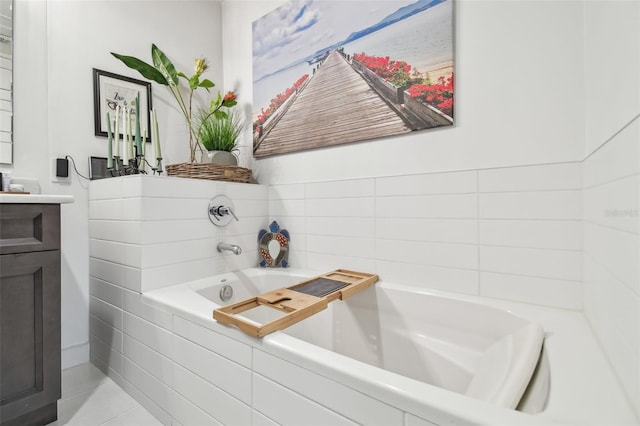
217,242,242,255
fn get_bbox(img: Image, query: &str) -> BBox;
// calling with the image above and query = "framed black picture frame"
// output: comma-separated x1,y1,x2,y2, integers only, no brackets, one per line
92,68,153,141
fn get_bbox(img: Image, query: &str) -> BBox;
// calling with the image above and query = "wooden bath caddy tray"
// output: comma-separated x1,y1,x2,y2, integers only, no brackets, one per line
213,269,378,337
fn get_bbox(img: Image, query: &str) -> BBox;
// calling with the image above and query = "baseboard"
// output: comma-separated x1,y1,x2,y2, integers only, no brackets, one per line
62,342,90,369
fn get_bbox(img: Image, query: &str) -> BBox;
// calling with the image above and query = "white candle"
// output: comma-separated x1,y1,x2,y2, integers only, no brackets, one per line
128,109,134,159
142,128,147,156
135,92,142,156
123,109,129,163
153,108,161,158
114,106,120,157
106,112,113,169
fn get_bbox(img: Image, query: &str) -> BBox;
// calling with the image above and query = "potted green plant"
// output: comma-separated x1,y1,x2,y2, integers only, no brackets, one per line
197,108,244,165
111,44,238,162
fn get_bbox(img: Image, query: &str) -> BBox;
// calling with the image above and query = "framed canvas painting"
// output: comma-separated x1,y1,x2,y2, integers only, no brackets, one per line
252,0,454,157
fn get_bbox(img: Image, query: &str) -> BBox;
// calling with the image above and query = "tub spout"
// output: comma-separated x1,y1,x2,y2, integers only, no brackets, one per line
217,242,242,255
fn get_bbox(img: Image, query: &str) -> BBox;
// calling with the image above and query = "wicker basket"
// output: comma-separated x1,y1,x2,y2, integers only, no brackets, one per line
166,162,253,183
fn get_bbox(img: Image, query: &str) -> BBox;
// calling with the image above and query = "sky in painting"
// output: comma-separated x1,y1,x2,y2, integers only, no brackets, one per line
253,0,417,81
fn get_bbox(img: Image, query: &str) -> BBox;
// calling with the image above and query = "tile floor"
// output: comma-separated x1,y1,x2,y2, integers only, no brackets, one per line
47,363,161,426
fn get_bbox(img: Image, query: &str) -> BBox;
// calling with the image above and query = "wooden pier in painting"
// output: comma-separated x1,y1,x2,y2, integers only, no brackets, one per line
253,51,413,158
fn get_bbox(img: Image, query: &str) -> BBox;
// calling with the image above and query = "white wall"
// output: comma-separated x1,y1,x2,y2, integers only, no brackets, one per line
4,0,224,367
223,0,586,184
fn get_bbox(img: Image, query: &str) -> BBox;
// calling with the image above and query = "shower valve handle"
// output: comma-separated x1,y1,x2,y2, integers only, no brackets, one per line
210,205,239,222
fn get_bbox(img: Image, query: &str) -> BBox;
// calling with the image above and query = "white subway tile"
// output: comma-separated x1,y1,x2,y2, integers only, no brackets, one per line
141,219,216,244
286,241,308,269
225,249,264,271
480,246,582,281
583,256,640,410
583,118,639,187
584,256,640,351
376,171,477,196
270,198,306,217
89,178,124,200
307,252,376,273
269,183,305,200
377,218,477,244
252,374,357,426
129,175,225,199
376,260,479,295
376,194,477,219
171,335,251,404
307,197,375,217
90,315,123,352
584,222,640,295
123,312,173,355
377,239,478,270
89,258,123,286
123,289,173,330
254,350,403,425
172,363,251,425
121,198,142,221
122,265,142,292
266,216,305,235
479,220,582,250
90,335,122,375
90,277,123,308
307,234,375,259
89,200,123,221
583,175,639,235
172,316,252,368
306,179,375,198
90,239,141,268
252,410,279,426
122,357,173,411
135,198,208,221
480,272,582,310
221,181,269,200
228,216,268,238
479,191,581,220
307,216,374,238
90,220,142,244
141,238,217,268
169,386,222,426
405,413,439,426
235,198,269,218
123,334,173,386
114,374,173,425
479,163,582,192
90,296,123,330
141,258,218,292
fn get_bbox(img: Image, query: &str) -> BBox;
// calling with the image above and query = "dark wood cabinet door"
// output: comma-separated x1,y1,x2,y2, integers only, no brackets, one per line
0,250,61,425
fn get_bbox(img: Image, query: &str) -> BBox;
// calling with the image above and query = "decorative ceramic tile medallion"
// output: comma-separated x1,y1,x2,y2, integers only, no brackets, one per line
258,220,290,267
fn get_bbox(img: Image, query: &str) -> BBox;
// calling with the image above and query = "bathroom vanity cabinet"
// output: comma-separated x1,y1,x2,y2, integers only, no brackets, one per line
0,203,63,426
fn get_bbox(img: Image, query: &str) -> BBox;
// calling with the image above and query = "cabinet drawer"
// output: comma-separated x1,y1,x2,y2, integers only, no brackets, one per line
0,204,60,254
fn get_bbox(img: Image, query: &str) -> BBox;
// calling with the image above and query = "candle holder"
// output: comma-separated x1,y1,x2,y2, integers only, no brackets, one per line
108,147,149,177
152,157,164,176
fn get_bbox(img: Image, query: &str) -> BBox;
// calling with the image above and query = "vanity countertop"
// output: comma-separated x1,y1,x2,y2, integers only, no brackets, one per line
0,194,74,204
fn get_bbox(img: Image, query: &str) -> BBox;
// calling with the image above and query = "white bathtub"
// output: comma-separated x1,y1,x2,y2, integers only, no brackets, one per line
197,269,546,410
143,268,554,425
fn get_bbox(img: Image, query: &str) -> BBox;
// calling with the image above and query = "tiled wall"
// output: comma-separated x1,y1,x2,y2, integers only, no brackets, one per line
88,154,639,421
582,118,640,415
89,175,268,293
270,162,583,310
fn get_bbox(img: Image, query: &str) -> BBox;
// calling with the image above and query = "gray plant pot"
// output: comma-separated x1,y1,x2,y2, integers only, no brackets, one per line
203,150,238,166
